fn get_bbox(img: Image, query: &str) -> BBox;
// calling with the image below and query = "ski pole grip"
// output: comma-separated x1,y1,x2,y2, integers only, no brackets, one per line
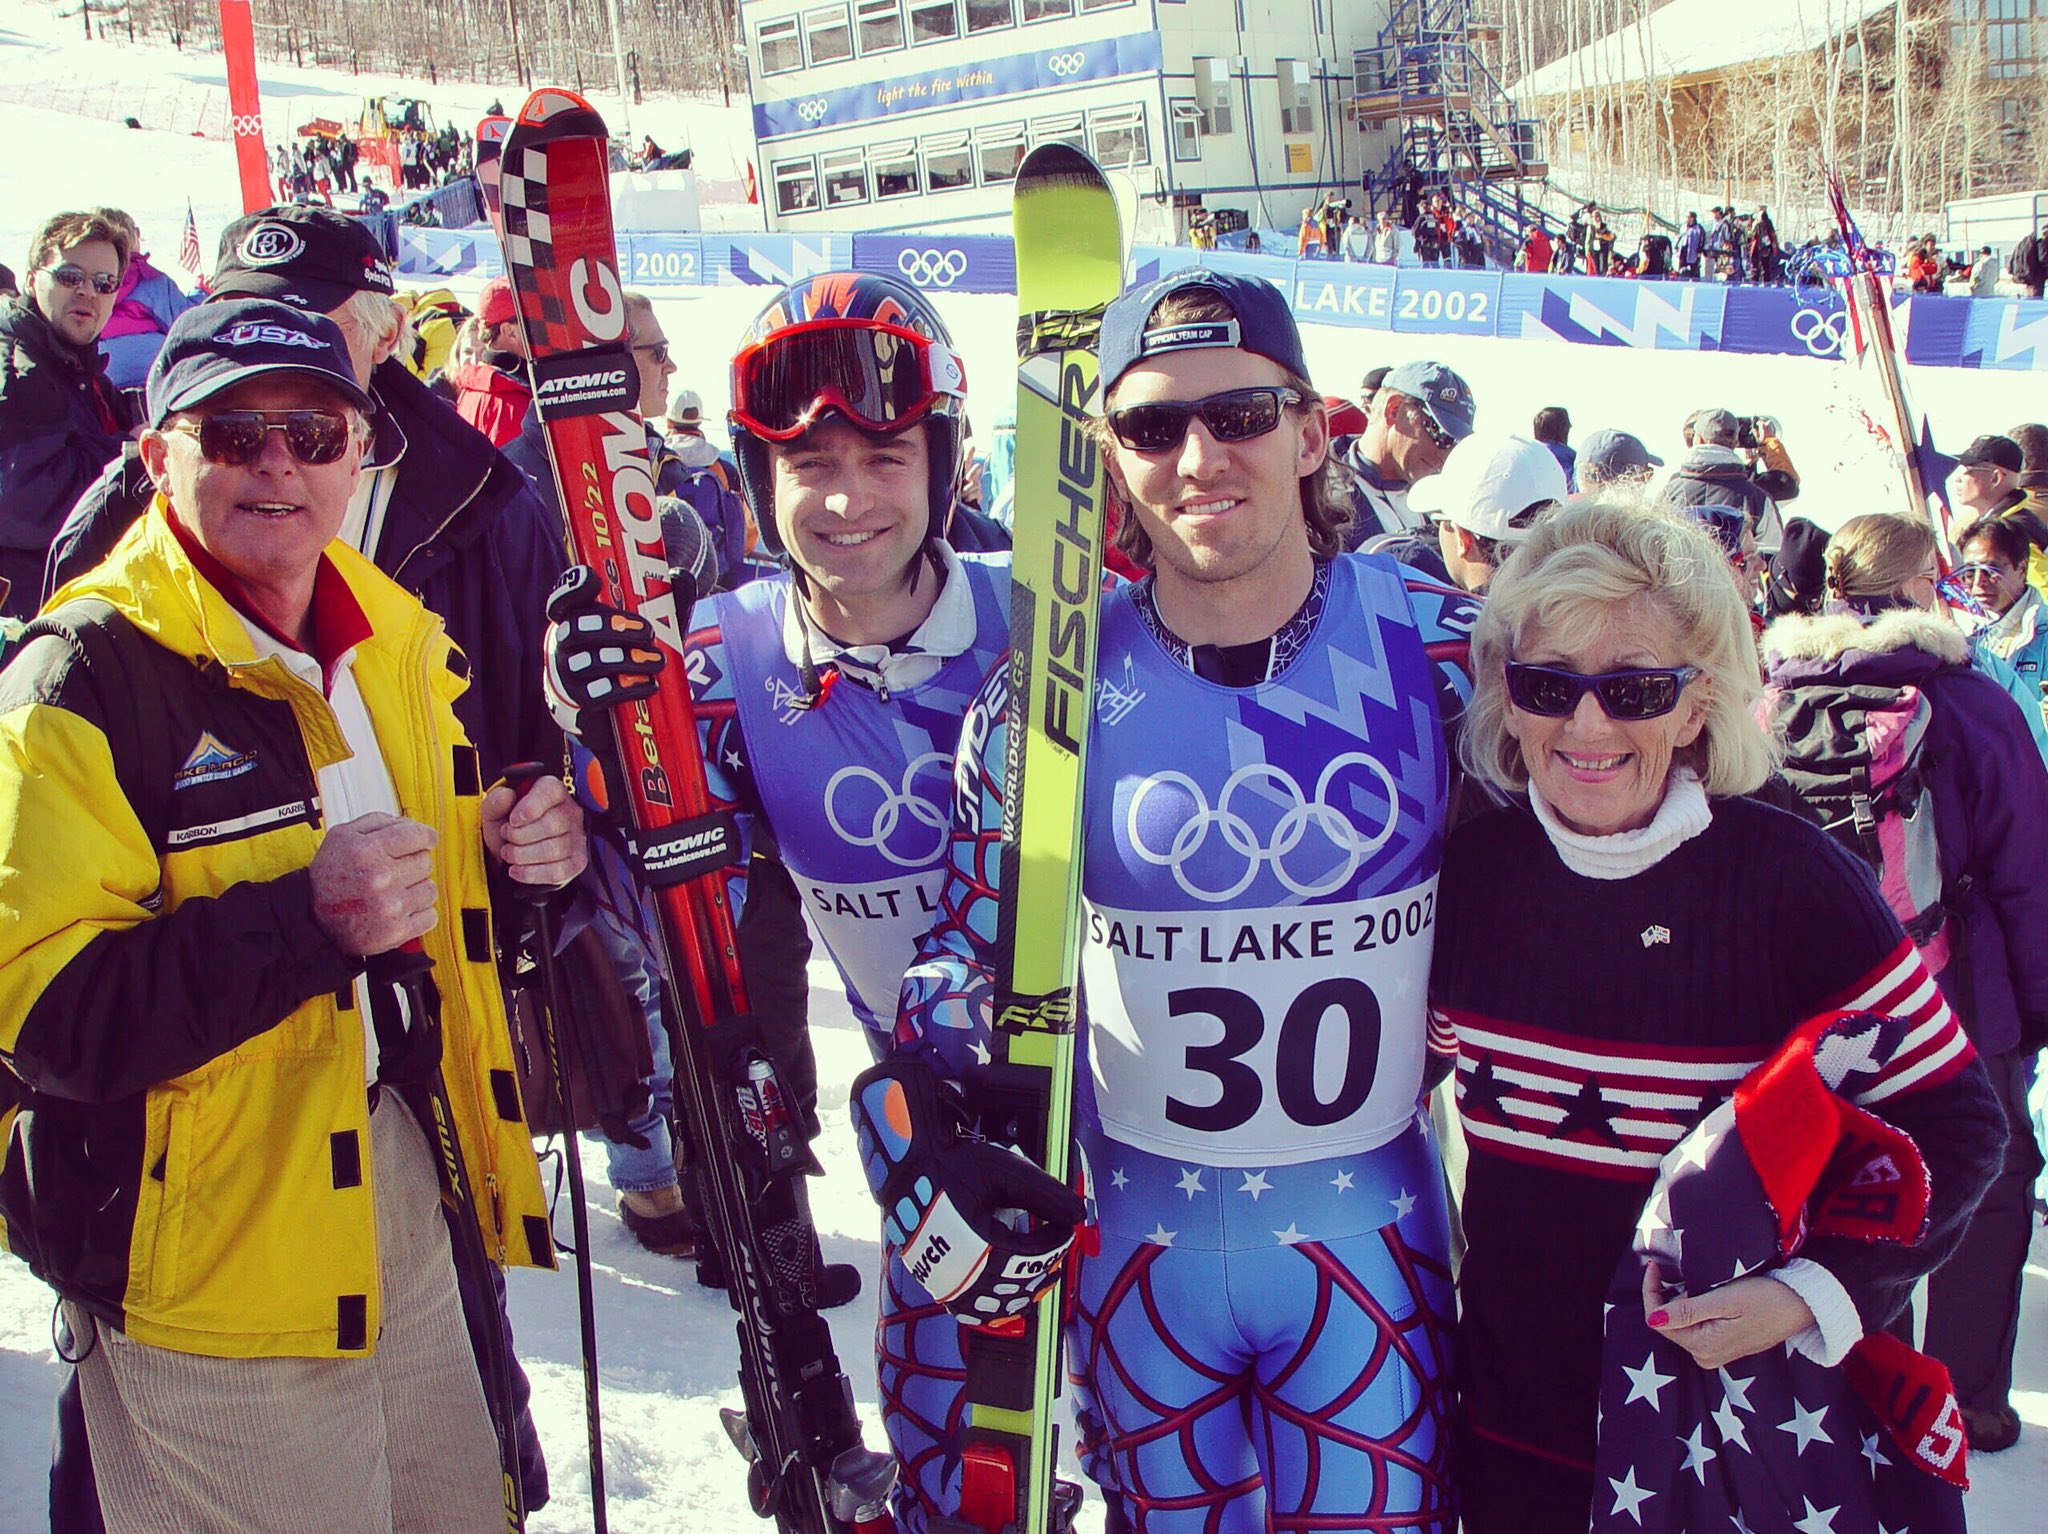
497,761,558,908
365,942,433,986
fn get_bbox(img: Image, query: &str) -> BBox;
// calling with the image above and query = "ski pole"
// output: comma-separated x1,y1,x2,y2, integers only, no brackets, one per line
364,942,528,1534
500,760,610,1534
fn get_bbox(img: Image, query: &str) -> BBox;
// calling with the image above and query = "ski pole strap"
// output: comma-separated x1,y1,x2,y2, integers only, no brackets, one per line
1017,305,1106,360
626,810,742,886
364,945,444,1089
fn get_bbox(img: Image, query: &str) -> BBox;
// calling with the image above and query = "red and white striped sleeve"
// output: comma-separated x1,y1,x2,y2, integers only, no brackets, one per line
1814,938,1976,1106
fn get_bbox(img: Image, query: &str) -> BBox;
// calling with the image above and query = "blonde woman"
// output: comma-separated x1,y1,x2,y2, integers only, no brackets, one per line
1763,510,2048,1456
1433,501,2002,1532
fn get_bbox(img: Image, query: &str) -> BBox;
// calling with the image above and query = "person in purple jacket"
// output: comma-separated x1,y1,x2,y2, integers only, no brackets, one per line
1762,511,2048,1456
92,210,199,393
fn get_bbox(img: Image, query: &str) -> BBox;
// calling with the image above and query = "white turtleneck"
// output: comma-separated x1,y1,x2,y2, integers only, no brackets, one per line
1526,767,1712,880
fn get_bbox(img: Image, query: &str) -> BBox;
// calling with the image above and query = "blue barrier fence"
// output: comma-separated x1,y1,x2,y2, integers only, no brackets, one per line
393,227,2048,373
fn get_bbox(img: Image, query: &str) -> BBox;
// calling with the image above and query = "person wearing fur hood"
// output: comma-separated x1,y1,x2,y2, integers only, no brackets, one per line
1760,510,2048,1457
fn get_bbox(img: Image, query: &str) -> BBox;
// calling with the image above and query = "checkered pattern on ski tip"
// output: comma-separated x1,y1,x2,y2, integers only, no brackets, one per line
495,144,575,356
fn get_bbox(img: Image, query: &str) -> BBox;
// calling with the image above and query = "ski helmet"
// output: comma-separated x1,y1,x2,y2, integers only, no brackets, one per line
728,271,968,557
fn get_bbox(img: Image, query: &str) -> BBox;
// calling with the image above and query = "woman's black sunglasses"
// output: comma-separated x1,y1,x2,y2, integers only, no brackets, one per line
1504,661,1701,720
169,410,354,467
1107,387,1305,452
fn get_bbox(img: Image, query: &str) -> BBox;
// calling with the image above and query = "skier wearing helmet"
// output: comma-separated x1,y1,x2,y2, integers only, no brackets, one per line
544,270,1047,1529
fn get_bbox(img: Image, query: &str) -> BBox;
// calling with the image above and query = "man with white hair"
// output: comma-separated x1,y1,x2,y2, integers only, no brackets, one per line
46,204,565,787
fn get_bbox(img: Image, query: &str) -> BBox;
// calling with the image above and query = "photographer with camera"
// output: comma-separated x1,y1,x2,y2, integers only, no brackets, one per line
1659,404,1798,555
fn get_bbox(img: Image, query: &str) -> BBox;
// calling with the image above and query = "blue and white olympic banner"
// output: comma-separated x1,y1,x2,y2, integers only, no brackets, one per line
388,229,2048,372
1388,267,1501,336
1929,294,2048,372
1719,286,1854,361
696,234,854,287
754,33,1164,140
1499,273,1726,351
851,234,1015,295
396,225,502,279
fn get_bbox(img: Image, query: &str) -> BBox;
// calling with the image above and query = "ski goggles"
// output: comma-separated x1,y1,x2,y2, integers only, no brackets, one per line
169,409,355,467
1106,387,1307,452
1503,662,1701,721
730,319,965,442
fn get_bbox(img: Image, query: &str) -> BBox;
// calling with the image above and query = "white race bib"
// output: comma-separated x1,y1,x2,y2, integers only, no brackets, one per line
1080,881,1437,1166
801,870,948,1027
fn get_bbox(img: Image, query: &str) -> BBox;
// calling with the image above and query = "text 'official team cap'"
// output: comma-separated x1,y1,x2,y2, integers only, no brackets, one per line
1380,360,1476,442
147,297,376,428
1100,270,1308,393
211,204,397,314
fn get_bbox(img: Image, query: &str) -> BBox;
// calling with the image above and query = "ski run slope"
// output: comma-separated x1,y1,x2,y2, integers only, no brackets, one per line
0,7,2041,1531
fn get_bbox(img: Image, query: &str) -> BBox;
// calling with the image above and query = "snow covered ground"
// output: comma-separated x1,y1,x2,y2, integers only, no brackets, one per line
2,949,2043,1532
0,6,2043,1530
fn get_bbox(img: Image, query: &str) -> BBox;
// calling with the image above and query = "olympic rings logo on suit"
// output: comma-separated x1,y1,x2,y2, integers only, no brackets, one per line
1047,52,1087,78
1791,306,1848,358
825,752,952,868
897,249,970,287
1127,755,1401,904
797,99,830,124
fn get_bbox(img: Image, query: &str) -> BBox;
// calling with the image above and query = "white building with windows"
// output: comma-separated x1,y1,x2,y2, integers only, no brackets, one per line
739,0,1393,238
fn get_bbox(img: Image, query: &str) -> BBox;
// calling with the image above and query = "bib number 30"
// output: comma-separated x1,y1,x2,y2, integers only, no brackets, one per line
1166,979,1382,1134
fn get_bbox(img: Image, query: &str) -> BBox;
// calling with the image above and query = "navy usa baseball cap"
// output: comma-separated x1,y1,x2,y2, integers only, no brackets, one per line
1380,360,1476,442
1100,270,1308,393
147,297,376,427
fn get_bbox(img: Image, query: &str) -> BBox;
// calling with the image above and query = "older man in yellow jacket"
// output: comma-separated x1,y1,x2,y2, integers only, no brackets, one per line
0,297,584,1533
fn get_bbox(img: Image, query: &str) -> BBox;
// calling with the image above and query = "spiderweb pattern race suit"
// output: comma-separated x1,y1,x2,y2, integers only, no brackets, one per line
686,547,1010,1531
895,555,1477,1532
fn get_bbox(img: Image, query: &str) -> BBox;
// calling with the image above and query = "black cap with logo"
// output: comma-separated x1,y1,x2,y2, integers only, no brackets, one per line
211,205,397,314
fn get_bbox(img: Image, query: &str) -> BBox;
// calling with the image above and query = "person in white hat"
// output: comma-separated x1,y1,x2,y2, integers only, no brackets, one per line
660,384,728,476
1407,431,1569,593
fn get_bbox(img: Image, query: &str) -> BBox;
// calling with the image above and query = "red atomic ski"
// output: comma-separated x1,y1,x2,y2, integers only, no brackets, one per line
494,86,898,1534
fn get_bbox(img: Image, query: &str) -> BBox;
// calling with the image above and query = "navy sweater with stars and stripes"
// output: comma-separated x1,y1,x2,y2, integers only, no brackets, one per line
1428,793,2003,1474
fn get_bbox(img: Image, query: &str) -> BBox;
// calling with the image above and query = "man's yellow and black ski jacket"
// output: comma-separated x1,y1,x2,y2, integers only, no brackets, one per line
0,502,552,1358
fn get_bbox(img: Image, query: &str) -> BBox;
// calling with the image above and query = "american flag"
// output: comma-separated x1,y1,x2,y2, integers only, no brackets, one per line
1591,1011,1967,1534
178,203,208,291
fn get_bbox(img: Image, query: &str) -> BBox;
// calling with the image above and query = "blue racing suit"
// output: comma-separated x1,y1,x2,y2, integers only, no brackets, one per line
688,547,1011,1531
893,555,1476,1531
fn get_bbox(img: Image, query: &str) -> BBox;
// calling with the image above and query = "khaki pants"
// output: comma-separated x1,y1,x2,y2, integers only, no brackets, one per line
73,1092,505,1534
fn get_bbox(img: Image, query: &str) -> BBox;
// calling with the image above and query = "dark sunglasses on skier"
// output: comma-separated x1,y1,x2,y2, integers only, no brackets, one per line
1106,387,1308,453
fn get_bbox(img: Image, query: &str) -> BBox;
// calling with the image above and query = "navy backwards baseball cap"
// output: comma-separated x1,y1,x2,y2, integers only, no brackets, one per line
1100,270,1307,394
211,204,397,314
147,298,376,428
1380,360,1475,442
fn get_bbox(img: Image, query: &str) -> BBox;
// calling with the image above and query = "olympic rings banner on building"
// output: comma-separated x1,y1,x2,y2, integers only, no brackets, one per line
391,228,2048,373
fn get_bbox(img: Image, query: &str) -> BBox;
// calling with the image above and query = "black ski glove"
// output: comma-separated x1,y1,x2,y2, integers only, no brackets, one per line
851,1057,1088,1323
542,564,665,744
